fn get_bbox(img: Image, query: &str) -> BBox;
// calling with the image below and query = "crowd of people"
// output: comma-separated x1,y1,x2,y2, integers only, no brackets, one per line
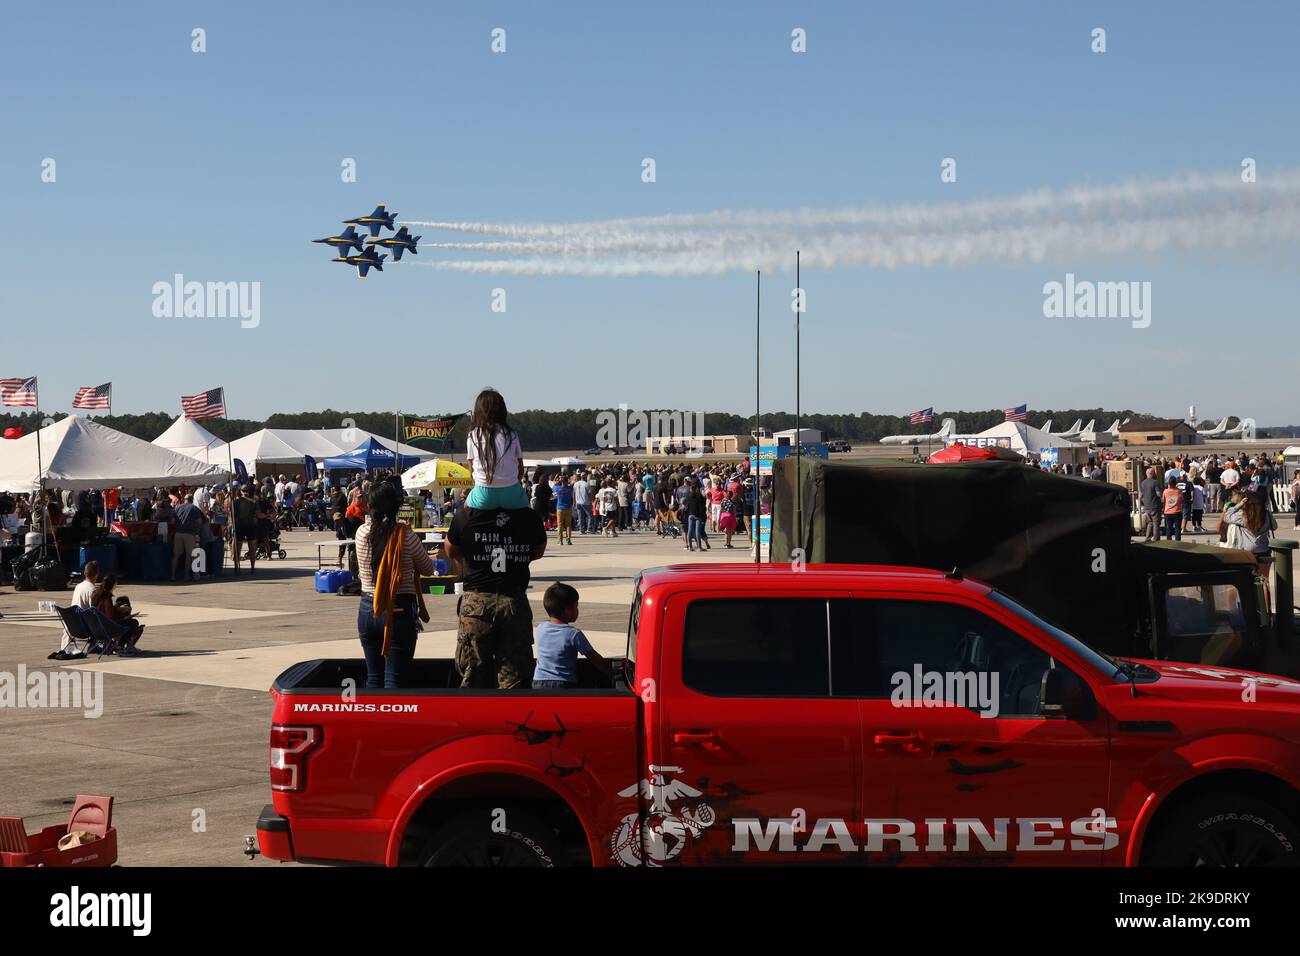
1134,452,1287,551
524,462,756,551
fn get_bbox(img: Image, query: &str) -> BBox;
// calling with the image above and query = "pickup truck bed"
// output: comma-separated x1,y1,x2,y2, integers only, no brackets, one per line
262,656,638,866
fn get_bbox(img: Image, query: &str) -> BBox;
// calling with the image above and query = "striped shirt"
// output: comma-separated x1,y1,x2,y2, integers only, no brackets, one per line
354,521,434,595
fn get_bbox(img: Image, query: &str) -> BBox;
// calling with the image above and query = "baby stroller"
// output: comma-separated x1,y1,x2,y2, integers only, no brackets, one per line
258,523,288,560
300,496,329,531
660,507,683,538
276,504,299,531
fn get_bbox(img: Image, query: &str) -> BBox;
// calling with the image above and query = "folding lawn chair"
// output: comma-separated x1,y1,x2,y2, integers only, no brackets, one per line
53,605,114,659
53,605,93,658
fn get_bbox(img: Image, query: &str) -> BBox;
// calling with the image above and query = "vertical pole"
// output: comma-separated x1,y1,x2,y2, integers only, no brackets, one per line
754,269,761,564
223,388,236,571
104,385,112,528
795,250,802,558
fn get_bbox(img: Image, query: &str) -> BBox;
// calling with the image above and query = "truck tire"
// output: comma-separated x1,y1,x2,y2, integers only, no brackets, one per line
1145,792,1300,866
419,807,563,867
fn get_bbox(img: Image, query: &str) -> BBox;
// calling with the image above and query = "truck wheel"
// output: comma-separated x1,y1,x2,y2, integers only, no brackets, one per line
1145,792,1300,866
419,807,563,867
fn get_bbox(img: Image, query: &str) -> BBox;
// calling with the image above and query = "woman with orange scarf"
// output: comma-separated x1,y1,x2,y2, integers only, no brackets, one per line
355,481,433,688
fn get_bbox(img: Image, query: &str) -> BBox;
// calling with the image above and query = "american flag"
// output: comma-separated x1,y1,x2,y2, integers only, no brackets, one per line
1004,404,1028,423
910,407,934,426
182,387,226,420
72,382,112,410
0,376,37,407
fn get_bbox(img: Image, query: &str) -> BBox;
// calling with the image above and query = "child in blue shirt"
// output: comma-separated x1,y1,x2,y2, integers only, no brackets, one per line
532,582,609,688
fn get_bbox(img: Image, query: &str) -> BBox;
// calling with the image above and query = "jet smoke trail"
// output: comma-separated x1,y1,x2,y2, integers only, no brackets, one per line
397,169,1300,276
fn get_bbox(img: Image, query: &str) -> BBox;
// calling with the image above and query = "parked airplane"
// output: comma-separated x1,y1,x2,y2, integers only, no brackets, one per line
344,204,398,237
365,225,421,261
879,418,956,445
1197,416,1231,438
1052,419,1085,440
1201,418,1253,442
332,246,387,278
1104,418,1130,439
1039,419,1053,434
312,225,366,256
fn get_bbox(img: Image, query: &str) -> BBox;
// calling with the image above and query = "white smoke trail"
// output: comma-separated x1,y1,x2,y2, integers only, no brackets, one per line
396,169,1300,276
401,170,1300,236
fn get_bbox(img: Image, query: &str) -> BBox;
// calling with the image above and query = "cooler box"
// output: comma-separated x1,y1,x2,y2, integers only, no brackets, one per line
79,543,117,577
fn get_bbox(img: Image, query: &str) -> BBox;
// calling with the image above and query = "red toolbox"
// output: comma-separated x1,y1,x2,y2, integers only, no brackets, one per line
0,795,117,867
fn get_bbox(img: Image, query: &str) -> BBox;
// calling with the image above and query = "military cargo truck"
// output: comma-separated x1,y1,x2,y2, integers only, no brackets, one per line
771,458,1299,676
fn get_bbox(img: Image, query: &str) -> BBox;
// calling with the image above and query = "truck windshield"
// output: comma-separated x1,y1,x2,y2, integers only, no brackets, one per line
988,590,1120,680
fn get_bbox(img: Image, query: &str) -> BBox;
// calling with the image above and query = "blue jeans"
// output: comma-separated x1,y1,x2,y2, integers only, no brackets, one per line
1163,514,1182,541
358,592,419,689
531,679,573,689
575,502,591,533
687,515,704,545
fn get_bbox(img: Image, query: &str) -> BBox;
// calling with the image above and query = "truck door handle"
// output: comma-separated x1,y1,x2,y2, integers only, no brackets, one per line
674,730,722,750
872,731,925,753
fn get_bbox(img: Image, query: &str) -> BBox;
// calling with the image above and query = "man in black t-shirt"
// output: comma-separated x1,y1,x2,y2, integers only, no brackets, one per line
445,506,547,688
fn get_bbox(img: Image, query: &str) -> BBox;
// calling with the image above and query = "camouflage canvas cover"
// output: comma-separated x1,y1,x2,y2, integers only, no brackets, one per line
772,458,1135,646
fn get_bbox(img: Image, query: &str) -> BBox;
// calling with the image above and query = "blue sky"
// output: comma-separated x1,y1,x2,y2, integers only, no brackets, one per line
3,1,1297,423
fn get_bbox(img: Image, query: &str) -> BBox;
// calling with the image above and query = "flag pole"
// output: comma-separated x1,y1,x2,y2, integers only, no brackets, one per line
223,388,235,484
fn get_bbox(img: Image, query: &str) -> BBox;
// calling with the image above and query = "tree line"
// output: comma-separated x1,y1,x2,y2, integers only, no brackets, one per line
0,407,1162,451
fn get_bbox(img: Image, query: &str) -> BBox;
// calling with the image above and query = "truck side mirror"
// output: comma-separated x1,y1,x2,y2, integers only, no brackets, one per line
1039,666,1088,719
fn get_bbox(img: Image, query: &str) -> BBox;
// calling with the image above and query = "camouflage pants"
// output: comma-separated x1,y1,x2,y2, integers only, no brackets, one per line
456,591,534,689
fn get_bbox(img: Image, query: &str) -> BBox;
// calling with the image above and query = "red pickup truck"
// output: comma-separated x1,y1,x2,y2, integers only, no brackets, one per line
255,564,1300,867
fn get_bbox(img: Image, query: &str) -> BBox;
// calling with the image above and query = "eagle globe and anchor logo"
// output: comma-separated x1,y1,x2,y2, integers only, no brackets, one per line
610,764,716,866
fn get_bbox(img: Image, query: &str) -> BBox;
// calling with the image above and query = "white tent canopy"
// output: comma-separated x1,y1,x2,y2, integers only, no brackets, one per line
946,421,1087,457
152,415,223,463
0,416,229,492
212,428,433,471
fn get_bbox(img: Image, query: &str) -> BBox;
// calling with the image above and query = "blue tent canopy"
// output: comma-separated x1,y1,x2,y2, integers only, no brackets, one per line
321,437,420,472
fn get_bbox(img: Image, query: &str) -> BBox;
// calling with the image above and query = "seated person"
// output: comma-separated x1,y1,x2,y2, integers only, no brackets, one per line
88,574,145,653
532,583,609,689
72,559,101,611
